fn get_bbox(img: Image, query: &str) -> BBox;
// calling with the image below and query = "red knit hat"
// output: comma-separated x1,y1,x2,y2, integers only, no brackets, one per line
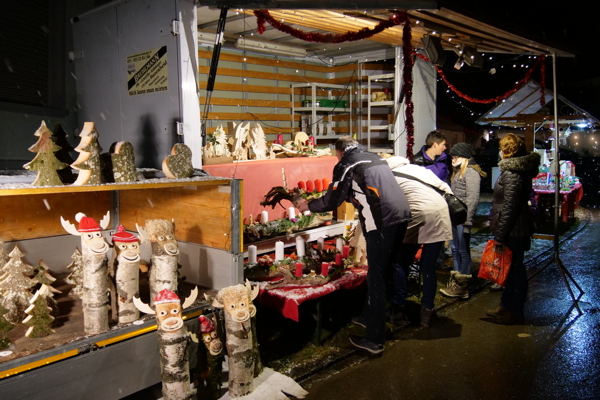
112,225,138,243
75,213,100,232
199,315,215,333
154,289,180,305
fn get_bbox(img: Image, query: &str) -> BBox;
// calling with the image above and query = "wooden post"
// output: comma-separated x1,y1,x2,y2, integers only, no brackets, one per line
112,225,141,324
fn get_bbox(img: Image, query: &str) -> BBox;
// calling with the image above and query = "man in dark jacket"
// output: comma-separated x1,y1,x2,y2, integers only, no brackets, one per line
487,133,540,324
297,137,411,354
412,130,452,182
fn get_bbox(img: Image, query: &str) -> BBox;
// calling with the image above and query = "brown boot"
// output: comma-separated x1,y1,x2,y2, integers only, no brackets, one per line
420,306,436,328
486,305,508,317
440,271,471,299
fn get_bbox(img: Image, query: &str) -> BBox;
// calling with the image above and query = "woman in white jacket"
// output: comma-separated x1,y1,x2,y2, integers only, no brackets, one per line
386,156,453,328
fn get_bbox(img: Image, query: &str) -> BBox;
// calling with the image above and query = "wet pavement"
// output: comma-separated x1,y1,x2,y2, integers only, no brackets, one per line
299,210,600,400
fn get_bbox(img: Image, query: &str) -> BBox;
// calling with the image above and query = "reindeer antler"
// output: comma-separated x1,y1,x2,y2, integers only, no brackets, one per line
99,211,110,230
60,216,81,236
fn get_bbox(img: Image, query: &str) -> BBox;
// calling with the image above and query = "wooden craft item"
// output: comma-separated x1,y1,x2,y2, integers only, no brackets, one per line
71,122,104,186
22,284,55,338
64,247,84,298
61,212,111,335
23,121,68,186
137,220,180,307
110,141,137,182
249,123,267,160
231,121,250,161
133,288,199,400
0,246,35,324
51,122,76,183
0,298,13,350
163,143,194,179
111,225,141,324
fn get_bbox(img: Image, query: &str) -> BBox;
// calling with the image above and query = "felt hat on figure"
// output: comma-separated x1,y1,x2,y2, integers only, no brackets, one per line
449,143,474,159
112,225,139,243
75,212,101,232
199,315,216,333
154,289,180,305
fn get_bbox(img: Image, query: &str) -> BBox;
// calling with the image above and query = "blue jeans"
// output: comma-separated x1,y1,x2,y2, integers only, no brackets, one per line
393,241,443,311
500,237,528,315
451,224,472,275
363,223,407,345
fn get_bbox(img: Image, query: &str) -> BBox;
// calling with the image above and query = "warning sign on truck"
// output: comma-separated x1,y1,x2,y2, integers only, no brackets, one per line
127,46,168,96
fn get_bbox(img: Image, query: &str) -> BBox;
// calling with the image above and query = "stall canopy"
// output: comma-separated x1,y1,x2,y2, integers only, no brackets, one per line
196,1,574,61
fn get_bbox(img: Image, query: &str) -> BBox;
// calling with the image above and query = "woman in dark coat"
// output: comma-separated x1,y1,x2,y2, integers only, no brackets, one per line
487,133,540,324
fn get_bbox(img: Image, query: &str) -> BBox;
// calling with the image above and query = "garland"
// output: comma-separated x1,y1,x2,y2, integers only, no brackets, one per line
254,10,408,43
417,53,547,105
401,20,415,159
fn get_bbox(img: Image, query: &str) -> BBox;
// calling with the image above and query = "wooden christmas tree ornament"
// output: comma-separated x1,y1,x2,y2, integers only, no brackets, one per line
64,247,84,298
23,121,68,186
61,212,111,334
23,285,56,338
137,220,180,307
110,141,137,182
133,288,199,400
0,246,35,324
110,225,141,324
71,122,104,186
162,143,194,179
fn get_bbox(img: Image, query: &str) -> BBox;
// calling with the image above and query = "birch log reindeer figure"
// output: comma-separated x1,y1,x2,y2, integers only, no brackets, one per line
133,288,199,400
137,220,179,307
110,225,141,324
60,212,111,335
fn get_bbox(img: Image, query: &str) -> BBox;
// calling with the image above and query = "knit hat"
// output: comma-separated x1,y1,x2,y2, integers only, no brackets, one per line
112,225,139,243
199,315,215,333
449,143,473,159
75,213,101,232
154,289,180,305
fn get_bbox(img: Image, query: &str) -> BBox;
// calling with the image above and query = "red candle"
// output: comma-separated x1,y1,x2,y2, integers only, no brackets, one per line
275,134,283,145
297,181,306,190
306,180,314,192
335,253,343,266
342,245,350,258
322,177,330,189
308,136,316,146
321,262,329,277
314,179,323,192
295,262,303,278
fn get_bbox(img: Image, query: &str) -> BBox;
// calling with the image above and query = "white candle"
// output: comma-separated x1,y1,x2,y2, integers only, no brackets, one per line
248,245,257,264
336,238,344,252
303,210,311,216
261,210,268,224
317,237,325,251
275,241,284,261
288,207,296,219
296,237,305,257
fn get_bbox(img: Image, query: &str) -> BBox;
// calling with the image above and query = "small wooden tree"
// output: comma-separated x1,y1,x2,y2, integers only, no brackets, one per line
23,121,68,186
71,122,103,186
0,246,36,324
22,286,55,338
0,295,14,350
0,239,8,273
51,123,76,183
110,141,137,182
249,123,267,160
65,247,84,298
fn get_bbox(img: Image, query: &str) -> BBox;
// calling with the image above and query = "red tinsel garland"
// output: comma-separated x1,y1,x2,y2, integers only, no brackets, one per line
254,10,408,43
402,20,415,159
540,59,546,106
417,53,547,105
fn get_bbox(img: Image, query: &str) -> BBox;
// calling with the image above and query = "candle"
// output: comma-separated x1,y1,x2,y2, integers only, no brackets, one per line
296,236,305,257
317,237,325,251
295,262,303,277
276,133,283,144
275,241,284,261
261,210,268,224
321,262,329,277
288,207,296,220
336,238,343,252
342,245,350,259
335,253,343,266
248,245,257,264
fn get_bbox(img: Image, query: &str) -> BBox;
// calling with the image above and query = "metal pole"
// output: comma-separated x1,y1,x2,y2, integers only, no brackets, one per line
552,52,560,254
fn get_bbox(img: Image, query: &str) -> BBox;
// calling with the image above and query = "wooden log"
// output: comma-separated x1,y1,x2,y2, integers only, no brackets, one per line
81,243,110,334
222,309,254,397
157,328,195,400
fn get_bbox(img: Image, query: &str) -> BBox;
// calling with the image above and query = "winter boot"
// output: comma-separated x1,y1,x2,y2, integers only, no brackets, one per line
420,306,436,328
440,271,471,299
387,304,407,324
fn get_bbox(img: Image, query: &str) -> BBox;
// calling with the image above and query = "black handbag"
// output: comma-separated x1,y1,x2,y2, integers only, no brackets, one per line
392,171,468,225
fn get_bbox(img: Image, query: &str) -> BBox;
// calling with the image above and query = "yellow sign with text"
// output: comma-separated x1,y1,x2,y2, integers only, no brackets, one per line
127,46,168,96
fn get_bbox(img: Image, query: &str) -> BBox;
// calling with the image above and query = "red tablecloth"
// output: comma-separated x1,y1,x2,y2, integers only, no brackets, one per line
534,183,583,222
255,266,368,322
202,156,338,224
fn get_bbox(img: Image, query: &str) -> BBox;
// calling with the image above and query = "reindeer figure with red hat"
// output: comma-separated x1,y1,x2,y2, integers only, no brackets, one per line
134,287,198,400
61,212,110,335
110,225,141,324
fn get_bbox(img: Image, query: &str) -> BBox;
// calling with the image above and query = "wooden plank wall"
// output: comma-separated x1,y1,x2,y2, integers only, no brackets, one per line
198,49,359,143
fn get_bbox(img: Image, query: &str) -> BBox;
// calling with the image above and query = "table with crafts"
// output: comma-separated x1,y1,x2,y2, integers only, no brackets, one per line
532,172,583,222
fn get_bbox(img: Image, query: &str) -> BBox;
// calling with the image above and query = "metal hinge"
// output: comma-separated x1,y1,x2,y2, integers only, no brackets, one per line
176,121,184,136
171,20,180,36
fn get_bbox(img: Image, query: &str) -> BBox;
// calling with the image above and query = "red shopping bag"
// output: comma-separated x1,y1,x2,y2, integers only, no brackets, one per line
478,240,512,287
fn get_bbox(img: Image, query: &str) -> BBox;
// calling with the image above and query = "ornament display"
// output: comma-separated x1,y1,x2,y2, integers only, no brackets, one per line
23,121,68,186
134,288,199,400
163,143,194,179
61,212,111,334
137,220,180,307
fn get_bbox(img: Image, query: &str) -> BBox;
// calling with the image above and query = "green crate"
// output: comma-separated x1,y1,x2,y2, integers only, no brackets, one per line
318,99,347,108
